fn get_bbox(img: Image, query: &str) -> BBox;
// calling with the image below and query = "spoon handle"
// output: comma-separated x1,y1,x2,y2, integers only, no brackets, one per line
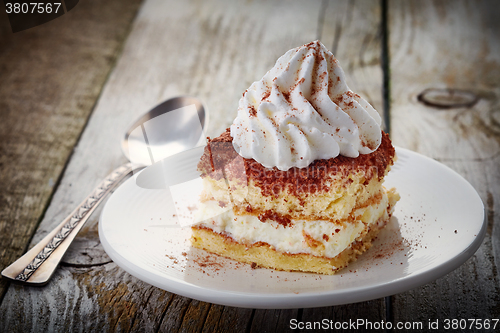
1,163,137,285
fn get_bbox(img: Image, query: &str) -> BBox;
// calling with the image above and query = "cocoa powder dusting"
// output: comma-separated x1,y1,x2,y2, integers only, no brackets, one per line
262,89,271,101
282,91,291,103
258,210,292,227
249,105,257,117
205,136,215,172
194,254,224,270
302,231,322,249
197,129,395,198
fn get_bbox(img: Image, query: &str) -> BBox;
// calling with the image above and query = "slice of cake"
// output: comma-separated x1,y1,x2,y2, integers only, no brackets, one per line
191,41,399,275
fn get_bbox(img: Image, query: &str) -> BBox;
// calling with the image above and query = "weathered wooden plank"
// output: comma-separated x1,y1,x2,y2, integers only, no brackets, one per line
177,299,212,333
1,0,389,331
249,308,299,333
388,0,500,322
157,294,194,332
128,288,175,332
1,264,173,332
201,305,254,333
0,0,143,302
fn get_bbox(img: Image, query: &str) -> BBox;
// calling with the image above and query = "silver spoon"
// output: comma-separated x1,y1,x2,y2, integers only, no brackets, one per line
1,96,208,285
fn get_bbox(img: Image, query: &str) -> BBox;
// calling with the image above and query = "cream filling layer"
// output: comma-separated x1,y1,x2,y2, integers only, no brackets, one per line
194,189,393,258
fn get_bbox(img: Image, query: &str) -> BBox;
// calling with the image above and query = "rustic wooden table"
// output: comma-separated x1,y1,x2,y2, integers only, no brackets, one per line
1,0,499,331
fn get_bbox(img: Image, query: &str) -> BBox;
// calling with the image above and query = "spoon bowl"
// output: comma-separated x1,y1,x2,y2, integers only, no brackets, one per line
123,96,207,165
2,96,208,285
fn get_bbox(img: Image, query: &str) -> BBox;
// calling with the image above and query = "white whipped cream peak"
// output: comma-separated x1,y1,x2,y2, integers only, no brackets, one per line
230,40,382,171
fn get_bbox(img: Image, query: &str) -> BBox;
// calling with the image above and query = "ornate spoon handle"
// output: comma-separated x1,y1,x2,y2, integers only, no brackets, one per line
1,163,136,285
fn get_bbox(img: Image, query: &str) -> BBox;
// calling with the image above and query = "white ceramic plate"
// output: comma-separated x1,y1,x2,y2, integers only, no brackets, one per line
99,147,485,309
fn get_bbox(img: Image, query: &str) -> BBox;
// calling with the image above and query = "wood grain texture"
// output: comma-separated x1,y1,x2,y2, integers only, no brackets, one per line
388,0,500,321
1,264,173,332
0,0,143,302
249,308,299,333
1,0,389,331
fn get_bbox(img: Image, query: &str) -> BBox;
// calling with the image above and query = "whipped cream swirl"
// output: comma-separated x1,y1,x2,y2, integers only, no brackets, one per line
230,40,382,171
